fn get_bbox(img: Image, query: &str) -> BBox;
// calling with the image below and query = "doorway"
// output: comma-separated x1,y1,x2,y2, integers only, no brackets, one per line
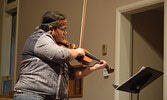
131,6,163,100
115,1,164,100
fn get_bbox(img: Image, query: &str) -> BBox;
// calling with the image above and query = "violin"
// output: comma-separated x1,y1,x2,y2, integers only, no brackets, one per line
57,40,114,74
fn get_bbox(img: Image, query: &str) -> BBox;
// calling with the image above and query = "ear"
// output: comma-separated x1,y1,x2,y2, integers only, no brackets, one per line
49,26,54,31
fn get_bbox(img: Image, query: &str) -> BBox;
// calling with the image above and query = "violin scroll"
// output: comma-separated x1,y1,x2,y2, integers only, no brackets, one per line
105,65,114,73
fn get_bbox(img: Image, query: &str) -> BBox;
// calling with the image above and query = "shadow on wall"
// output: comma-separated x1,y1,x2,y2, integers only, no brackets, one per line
131,9,164,58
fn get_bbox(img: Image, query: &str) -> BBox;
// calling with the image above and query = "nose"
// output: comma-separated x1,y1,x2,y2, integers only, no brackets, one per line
64,31,67,35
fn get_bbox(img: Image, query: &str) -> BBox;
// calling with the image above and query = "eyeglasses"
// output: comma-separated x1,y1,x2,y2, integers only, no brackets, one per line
59,28,67,32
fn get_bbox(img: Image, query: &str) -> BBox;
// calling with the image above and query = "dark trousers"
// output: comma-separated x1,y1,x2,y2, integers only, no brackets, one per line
14,95,44,100
13,95,69,100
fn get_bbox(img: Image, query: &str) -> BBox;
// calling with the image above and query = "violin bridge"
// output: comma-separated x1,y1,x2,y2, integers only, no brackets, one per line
71,44,76,49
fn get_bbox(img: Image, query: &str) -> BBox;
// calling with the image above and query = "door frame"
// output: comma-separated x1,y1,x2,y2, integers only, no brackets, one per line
114,0,166,100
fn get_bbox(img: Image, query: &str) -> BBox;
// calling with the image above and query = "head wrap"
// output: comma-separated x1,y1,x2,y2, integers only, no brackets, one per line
35,19,67,30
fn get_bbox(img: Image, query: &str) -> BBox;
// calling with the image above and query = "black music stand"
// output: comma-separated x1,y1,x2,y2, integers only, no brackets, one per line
113,66,163,100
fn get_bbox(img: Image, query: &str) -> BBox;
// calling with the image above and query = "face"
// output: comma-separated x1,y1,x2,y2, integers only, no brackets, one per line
50,25,67,42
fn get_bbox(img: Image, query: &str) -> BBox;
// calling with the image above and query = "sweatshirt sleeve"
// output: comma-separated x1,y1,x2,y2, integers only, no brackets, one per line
34,34,70,64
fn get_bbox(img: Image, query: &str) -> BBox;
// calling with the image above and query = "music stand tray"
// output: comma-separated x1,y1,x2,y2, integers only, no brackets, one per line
113,66,163,100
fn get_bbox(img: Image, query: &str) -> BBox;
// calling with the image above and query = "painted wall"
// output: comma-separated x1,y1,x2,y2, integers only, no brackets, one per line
15,0,148,100
0,0,164,99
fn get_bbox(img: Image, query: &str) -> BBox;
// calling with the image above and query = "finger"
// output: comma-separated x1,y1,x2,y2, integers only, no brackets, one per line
100,60,106,64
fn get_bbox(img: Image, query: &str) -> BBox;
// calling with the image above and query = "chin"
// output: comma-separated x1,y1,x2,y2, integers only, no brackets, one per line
61,38,65,41
57,38,63,42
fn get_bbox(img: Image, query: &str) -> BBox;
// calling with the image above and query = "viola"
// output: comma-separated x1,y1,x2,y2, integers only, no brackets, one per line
57,40,114,74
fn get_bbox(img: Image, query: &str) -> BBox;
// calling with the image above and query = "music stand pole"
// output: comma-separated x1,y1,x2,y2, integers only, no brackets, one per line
136,86,140,100
137,93,139,100
133,85,141,100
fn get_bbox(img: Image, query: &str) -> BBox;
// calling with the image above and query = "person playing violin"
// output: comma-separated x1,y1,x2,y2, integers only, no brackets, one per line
13,11,108,100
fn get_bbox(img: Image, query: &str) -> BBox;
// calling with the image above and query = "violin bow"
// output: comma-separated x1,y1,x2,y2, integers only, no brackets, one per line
74,0,87,95
79,0,87,48
79,0,113,78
